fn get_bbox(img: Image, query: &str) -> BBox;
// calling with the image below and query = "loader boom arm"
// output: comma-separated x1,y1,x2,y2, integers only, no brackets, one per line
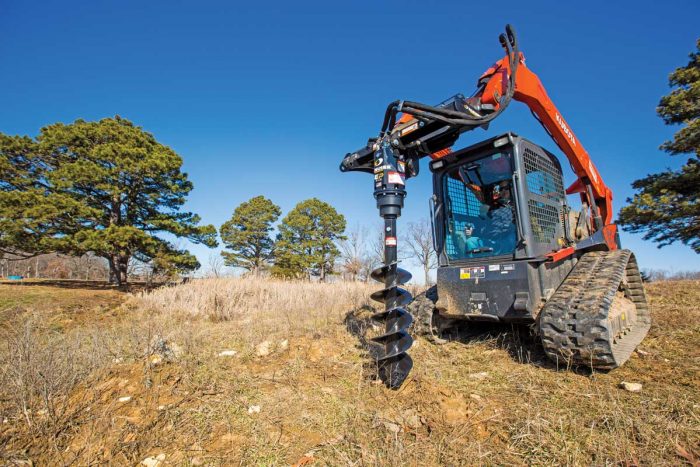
475,52,614,228
383,26,616,245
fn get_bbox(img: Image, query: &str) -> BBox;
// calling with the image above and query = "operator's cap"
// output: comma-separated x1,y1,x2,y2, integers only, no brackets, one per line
464,222,475,230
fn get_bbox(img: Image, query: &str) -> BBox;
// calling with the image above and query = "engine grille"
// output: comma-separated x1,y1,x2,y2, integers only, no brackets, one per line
522,146,565,244
528,200,560,243
523,148,564,202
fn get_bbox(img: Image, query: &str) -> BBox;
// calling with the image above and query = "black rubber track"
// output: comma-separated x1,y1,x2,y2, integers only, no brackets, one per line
539,249,651,370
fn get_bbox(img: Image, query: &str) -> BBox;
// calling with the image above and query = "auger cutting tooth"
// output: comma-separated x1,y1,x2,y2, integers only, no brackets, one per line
379,353,413,390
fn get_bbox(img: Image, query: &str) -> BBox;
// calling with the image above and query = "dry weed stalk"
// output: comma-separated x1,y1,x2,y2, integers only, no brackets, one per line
0,316,110,434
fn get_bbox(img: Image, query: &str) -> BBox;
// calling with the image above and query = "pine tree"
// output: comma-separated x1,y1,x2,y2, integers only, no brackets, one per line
0,116,218,284
220,196,281,275
618,39,700,253
0,134,83,258
272,198,346,280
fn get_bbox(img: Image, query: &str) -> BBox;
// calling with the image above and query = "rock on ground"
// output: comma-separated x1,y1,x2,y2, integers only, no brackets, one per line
468,372,489,380
619,381,643,393
256,341,272,357
383,421,402,434
141,453,166,467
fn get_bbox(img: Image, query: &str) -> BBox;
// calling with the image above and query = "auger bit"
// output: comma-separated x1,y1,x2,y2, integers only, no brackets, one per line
367,142,414,389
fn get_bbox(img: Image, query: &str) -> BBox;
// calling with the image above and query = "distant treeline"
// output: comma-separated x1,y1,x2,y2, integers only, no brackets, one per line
641,269,700,282
0,117,438,285
213,196,437,284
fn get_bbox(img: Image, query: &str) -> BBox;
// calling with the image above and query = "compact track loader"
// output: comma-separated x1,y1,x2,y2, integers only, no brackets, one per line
340,25,650,388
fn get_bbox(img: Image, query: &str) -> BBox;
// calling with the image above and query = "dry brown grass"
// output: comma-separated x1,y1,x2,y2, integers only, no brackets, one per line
136,276,375,319
0,279,698,466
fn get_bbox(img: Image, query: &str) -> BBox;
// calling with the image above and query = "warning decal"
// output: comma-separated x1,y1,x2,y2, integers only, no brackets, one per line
460,266,486,279
387,171,405,185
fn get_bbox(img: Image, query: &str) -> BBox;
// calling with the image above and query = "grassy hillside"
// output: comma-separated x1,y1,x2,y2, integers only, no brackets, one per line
0,279,698,466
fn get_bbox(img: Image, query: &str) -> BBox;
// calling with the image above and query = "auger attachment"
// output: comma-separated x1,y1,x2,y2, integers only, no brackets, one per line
369,141,414,389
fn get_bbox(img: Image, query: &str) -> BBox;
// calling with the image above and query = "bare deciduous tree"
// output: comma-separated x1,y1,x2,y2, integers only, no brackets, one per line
339,224,369,281
403,218,438,286
369,223,386,269
207,253,225,278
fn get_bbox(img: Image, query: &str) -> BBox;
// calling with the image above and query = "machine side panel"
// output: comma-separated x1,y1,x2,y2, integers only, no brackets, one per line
436,260,536,323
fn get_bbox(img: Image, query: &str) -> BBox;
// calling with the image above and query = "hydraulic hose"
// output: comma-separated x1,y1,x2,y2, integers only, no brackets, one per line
378,25,521,137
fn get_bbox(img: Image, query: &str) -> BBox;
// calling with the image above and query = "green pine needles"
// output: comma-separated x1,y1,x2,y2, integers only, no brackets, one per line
618,39,700,253
0,116,218,284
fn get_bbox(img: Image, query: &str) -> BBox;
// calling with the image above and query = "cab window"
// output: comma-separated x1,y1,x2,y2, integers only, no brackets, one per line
443,152,517,260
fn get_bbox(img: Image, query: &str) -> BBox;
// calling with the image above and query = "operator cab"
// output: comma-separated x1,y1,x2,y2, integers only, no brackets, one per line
441,151,517,260
429,133,586,322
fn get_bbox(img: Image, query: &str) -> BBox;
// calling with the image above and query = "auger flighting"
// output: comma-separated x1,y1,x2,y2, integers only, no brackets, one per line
369,141,414,388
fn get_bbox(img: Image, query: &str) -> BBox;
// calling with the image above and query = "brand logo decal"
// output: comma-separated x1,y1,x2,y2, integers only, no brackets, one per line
555,113,576,147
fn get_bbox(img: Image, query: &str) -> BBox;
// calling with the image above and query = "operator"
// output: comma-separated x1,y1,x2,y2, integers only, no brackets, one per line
454,222,484,255
484,181,517,253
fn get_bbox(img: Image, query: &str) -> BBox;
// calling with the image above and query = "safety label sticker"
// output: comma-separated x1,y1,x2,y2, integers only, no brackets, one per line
460,266,485,279
502,264,515,271
488,264,500,272
385,236,397,247
399,122,419,136
388,171,405,185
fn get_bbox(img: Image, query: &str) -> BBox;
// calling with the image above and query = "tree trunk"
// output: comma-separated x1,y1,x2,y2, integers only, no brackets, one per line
107,256,119,285
424,264,430,287
118,255,129,285
107,195,124,285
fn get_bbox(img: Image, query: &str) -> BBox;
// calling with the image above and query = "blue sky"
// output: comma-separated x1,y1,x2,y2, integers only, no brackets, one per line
1,0,698,280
